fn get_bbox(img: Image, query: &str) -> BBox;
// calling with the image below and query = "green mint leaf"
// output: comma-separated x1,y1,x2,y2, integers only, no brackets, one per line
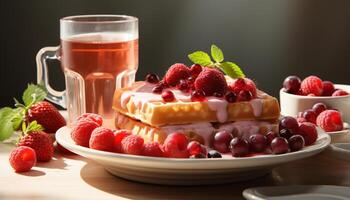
188,51,213,66
219,62,245,79
11,108,24,131
211,44,224,63
22,84,47,107
25,120,44,134
0,107,16,141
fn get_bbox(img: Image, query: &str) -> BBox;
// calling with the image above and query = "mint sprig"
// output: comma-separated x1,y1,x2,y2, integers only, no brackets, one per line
188,44,245,79
0,84,47,141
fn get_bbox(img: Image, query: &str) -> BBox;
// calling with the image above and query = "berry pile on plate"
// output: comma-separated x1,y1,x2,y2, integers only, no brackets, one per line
70,113,317,159
283,75,349,96
297,103,344,132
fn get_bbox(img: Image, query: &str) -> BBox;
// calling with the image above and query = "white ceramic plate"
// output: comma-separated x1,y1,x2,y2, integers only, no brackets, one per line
243,185,350,200
56,127,331,185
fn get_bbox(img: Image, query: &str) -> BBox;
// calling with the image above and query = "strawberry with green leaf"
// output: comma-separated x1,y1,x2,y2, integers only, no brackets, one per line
0,84,66,142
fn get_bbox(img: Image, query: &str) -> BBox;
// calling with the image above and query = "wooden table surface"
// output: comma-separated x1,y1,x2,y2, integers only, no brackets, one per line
1,138,349,200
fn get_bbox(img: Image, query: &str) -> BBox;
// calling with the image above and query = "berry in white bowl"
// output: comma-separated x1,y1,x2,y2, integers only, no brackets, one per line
280,75,350,123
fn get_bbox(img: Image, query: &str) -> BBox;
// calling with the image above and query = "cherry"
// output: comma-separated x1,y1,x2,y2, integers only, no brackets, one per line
230,137,250,157
207,150,222,158
288,135,305,152
279,116,299,134
152,84,164,94
177,79,190,92
249,134,268,152
298,122,318,145
145,73,160,84
225,91,237,103
283,76,301,94
271,137,289,154
187,141,202,156
302,109,317,124
322,81,335,96
279,129,293,139
191,90,206,102
266,131,278,144
237,90,253,102
312,103,327,116
190,64,202,77
161,90,176,102
213,92,224,98
213,131,233,153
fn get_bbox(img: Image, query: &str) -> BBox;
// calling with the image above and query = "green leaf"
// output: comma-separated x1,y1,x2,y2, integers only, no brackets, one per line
22,84,47,107
25,121,44,134
219,62,245,79
0,107,16,141
211,44,224,63
188,51,213,66
11,108,24,131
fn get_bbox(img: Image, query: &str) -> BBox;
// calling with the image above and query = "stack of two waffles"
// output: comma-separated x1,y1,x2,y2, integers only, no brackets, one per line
112,65,280,147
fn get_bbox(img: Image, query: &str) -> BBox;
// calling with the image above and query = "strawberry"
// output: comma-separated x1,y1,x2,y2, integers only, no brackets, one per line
17,121,54,162
27,101,66,133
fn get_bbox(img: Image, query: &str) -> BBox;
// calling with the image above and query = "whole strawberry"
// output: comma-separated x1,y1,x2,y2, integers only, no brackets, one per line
27,101,66,133
17,121,54,162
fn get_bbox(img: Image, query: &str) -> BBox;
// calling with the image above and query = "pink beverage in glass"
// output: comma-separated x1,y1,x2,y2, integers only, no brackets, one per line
36,15,138,127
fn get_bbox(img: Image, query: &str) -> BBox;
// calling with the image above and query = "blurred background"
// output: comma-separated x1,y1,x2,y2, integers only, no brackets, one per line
1,0,350,106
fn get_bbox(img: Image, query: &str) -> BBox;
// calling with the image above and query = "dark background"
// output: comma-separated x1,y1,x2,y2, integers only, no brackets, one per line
1,0,350,107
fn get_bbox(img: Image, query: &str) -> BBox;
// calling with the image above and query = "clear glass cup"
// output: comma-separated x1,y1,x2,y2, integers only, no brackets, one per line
36,15,138,127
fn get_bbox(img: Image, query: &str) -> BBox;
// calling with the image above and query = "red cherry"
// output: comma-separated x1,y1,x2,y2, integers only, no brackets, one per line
190,64,202,77
298,122,318,145
161,90,176,102
152,84,164,94
213,131,233,153
312,103,327,116
248,134,268,152
145,73,160,84
225,91,237,103
266,131,278,144
279,116,299,134
191,90,206,102
288,135,305,152
177,79,190,92
229,137,250,157
283,76,301,94
332,89,349,96
237,90,253,102
302,109,317,124
322,81,335,96
271,137,290,154
187,141,203,156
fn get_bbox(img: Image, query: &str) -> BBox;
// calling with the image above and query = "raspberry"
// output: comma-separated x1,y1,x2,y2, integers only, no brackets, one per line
121,135,144,155
76,113,103,126
322,81,335,96
300,76,323,96
332,89,349,96
163,133,190,158
164,63,191,86
18,131,54,162
316,110,343,132
89,127,115,152
141,142,164,157
113,130,131,153
194,68,227,96
71,119,99,147
229,78,257,98
9,146,36,172
298,122,318,145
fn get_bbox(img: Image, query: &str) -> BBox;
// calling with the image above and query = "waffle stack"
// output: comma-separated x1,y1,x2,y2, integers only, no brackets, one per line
113,81,280,145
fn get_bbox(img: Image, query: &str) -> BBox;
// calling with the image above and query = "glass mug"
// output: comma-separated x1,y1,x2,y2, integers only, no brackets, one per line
36,15,138,127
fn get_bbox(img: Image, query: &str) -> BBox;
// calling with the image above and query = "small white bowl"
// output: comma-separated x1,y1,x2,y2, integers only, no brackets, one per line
280,84,350,122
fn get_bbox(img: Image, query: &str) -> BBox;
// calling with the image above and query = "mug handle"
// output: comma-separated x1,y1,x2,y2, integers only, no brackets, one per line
36,46,66,108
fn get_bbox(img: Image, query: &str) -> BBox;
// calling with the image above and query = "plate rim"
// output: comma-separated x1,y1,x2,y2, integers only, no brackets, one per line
56,126,331,164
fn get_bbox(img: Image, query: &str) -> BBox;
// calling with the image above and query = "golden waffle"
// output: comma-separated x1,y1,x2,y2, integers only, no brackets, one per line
113,81,280,126
115,112,278,145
